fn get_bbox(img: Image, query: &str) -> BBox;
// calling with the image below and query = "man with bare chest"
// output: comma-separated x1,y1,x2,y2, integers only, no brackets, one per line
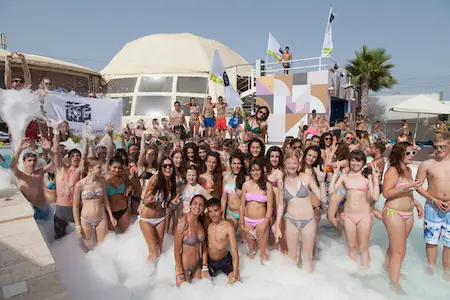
207,198,239,284
215,96,227,139
416,132,450,278
203,96,215,138
50,121,84,239
281,47,292,74
10,138,53,221
170,101,187,139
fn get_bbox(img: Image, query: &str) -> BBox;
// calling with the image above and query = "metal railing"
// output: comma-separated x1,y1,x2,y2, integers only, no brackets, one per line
262,56,333,75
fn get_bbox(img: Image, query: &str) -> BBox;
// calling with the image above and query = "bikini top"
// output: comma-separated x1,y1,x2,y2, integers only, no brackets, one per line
395,182,413,193
190,107,199,115
245,192,268,203
284,180,310,201
345,180,368,192
81,188,104,201
183,223,206,246
181,184,202,202
224,182,236,195
106,182,126,196
140,171,154,180
246,122,262,134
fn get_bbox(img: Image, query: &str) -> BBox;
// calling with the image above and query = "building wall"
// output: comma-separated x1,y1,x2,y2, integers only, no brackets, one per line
0,64,100,96
255,70,331,142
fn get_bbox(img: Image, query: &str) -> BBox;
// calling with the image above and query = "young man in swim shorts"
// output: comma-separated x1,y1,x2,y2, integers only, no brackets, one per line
10,138,53,221
207,198,240,284
203,96,215,138
215,96,227,140
416,132,450,278
281,47,292,74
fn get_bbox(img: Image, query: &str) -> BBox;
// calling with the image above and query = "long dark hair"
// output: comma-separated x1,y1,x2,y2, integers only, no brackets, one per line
171,149,185,180
320,132,332,149
266,146,284,174
389,142,411,177
249,159,267,191
115,148,129,166
300,146,323,173
247,137,266,167
255,106,270,122
154,157,177,203
183,142,199,166
334,142,350,162
206,151,223,186
229,152,246,190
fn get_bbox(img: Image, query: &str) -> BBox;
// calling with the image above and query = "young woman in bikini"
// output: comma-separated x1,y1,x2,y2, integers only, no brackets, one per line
140,157,180,262
266,146,285,251
274,151,325,272
240,160,274,264
330,150,380,268
382,142,424,293
242,106,269,142
221,152,248,230
73,158,117,250
174,195,209,286
106,156,134,233
181,166,212,214
184,98,201,143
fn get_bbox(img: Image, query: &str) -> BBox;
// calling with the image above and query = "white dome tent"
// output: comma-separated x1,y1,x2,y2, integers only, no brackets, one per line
101,33,252,122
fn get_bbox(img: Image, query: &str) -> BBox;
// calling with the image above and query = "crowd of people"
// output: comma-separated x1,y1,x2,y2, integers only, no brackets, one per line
2,52,450,295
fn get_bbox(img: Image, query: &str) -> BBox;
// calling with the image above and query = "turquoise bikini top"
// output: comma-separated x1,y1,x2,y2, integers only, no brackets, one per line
106,182,126,196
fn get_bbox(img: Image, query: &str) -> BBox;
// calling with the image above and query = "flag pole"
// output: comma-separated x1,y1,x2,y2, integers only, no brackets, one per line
265,33,270,72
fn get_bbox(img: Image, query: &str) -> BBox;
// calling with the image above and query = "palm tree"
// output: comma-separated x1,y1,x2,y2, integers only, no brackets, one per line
346,45,397,119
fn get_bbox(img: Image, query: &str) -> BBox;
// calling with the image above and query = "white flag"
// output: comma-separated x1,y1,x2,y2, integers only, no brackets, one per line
209,49,242,109
321,8,335,57
267,32,283,62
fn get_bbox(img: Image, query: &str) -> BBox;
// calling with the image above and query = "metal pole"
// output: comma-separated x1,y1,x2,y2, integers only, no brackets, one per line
413,113,420,141
319,57,322,71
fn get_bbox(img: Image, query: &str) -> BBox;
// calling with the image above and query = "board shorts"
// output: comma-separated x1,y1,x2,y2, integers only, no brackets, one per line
208,252,233,277
424,201,450,247
204,117,215,128
216,118,226,130
283,62,291,68
33,203,51,221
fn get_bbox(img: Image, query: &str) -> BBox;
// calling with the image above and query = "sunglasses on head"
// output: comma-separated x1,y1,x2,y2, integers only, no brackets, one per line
405,150,417,156
162,163,173,168
433,145,447,150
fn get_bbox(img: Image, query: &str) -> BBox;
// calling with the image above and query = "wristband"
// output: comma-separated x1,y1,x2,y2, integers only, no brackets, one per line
431,197,436,204
399,187,405,193
75,226,81,232
201,265,209,271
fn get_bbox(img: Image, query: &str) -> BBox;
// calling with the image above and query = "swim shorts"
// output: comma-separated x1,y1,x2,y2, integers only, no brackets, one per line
216,118,226,130
283,62,291,69
204,117,215,128
208,252,233,277
34,203,51,221
424,201,450,247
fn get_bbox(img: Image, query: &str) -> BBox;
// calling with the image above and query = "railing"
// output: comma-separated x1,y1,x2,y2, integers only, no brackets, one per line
261,56,334,75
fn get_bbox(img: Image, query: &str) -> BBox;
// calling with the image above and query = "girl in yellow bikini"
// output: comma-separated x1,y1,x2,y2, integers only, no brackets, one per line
382,142,424,293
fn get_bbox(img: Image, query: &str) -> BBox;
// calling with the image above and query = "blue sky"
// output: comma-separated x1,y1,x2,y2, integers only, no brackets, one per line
1,0,449,97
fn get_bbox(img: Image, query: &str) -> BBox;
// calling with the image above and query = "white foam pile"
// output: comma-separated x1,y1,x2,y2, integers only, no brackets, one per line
46,167,449,300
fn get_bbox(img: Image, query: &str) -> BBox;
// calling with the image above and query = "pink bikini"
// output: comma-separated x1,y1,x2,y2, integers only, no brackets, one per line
243,193,268,228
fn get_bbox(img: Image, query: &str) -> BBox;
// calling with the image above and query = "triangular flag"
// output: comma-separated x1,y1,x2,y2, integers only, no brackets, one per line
267,32,283,62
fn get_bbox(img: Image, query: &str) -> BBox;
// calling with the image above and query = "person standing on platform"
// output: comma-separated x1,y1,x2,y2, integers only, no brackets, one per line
281,47,292,74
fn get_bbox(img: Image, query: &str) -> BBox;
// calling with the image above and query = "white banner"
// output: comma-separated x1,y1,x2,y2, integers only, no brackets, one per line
267,32,283,62
44,92,122,136
321,8,334,57
209,49,242,109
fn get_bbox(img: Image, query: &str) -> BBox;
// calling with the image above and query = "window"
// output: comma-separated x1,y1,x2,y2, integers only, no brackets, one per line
111,97,133,116
138,76,173,92
177,76,208,93
134,96,172,116
176,96,205,116
105,78,137,93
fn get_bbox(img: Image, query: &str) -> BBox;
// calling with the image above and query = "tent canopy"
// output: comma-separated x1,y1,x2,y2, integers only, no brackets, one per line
390,94,450,115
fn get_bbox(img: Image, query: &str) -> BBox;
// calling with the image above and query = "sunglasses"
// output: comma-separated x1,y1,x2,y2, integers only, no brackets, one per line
258,111,268,116
293,146,301,150
433,145,447,150
162,163,173,169
405,150,417,156
345,137,354,140
44,82,52,86
13,79,24,83
325,137,332,140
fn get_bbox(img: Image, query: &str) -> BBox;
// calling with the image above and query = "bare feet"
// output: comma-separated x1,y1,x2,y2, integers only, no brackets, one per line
389,281,406,295
426,264,436,276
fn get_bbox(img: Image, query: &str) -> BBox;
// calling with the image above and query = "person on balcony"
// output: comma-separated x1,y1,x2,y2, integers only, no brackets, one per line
281,47,292,74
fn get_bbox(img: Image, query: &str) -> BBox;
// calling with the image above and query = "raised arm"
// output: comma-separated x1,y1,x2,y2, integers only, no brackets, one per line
105,124,114,163
18,54,31,88
4,53,12,89
10,138,29,176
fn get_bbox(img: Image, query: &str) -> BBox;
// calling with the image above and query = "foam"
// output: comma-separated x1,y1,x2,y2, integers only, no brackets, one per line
0,89,43,151
44,167,450,300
